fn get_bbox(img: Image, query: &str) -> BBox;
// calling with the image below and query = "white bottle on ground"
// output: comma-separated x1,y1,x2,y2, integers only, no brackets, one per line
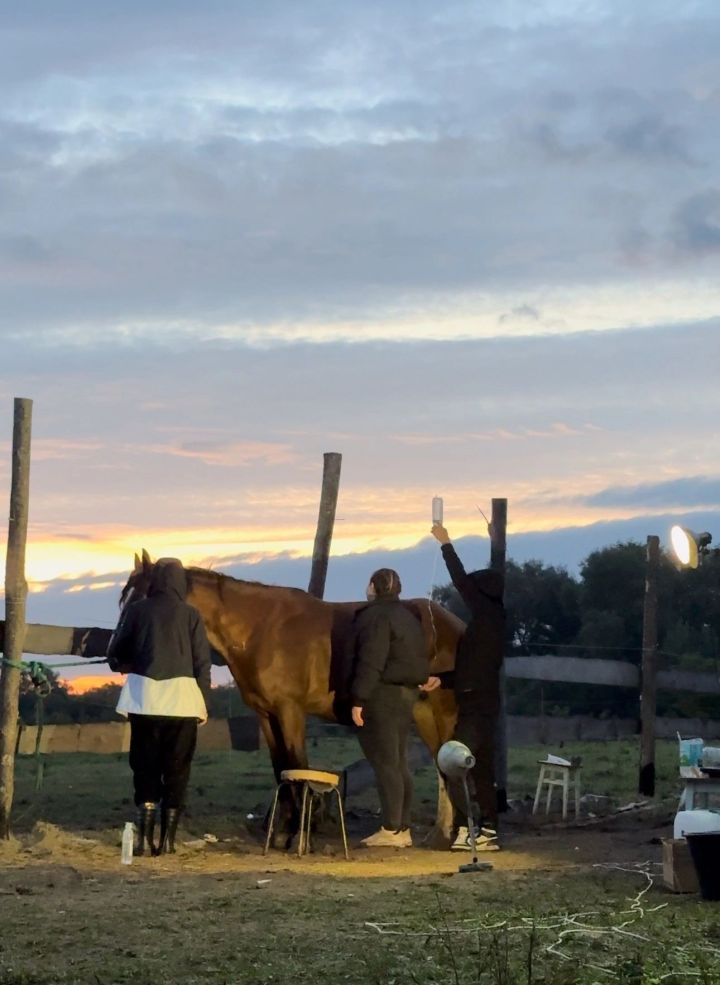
121,821,134,865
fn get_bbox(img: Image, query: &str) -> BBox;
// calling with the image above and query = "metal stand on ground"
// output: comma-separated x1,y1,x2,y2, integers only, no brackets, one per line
438,740,494,875
457,774,493,875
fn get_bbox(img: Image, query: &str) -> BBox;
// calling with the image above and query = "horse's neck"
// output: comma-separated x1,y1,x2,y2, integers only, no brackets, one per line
186,574,286,645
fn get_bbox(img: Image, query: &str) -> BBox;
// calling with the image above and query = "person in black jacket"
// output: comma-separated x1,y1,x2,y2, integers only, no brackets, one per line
107,558,211,856
349,568,429,848
429,524,505,851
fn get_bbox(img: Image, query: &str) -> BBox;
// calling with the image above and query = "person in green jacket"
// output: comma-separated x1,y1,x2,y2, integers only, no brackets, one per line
349,568,430,848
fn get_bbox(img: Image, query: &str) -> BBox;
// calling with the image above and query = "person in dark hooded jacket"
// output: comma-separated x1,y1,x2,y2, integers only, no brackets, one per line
348,567,429,849
428,524,505,851
108,557,211,856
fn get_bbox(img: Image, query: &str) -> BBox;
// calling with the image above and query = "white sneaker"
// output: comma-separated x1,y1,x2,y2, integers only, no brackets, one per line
360,827,413,848
451,826,471,851
451,826,500,852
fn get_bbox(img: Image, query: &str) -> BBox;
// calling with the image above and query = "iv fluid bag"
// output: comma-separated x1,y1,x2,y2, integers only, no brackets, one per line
433,496,442,523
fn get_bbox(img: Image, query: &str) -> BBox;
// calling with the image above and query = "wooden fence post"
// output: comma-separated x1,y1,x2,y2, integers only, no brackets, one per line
308,452,342,600
490,497,508,813
0,398,33,838
639,534,660,797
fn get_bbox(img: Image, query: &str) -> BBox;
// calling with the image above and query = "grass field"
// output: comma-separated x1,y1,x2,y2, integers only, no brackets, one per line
1,738,719,985
10,735,686,836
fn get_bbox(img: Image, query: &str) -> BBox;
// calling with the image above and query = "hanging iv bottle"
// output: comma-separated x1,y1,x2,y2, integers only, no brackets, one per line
432,496,444,525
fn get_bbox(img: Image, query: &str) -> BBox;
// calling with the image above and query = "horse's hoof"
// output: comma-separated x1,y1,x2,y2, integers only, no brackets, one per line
422,825,453,851
269,830,294,851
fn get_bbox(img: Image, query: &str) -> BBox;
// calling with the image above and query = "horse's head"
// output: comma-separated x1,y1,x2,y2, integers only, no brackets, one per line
119,548,155,610
119,550,191,611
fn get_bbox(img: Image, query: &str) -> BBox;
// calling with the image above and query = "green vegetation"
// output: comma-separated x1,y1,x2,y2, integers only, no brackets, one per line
11,737,686,836
2,862,719,985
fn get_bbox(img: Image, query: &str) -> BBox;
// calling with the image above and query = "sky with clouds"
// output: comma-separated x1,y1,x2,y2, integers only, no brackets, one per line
0,1,718,682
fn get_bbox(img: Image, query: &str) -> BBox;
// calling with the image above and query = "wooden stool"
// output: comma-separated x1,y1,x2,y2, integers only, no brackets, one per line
532,758,582,820
263,768,350,860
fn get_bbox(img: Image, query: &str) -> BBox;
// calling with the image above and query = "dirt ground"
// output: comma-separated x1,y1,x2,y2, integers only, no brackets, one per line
2,806,709,985
2,744,716,985
0,802,673,879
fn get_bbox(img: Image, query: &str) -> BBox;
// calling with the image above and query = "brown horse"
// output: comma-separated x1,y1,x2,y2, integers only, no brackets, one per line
120,552,463,840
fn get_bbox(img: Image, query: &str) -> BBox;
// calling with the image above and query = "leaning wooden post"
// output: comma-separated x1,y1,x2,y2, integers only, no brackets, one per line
638,534,659,797
0,398,33,839
490,497,508,813
308,452,342,599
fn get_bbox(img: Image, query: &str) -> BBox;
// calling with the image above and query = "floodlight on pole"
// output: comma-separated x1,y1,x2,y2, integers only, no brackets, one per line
670,525,712,569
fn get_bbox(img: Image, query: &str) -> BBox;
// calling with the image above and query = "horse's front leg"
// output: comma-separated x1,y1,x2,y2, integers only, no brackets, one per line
263,704,308,849
257,712,293,849
275,700,308,773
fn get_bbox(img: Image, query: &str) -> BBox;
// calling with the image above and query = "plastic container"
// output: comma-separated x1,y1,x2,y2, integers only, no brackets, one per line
702,746,720,769
432,496,444,525
674,809,720,839
686,832,720,901
679,737,704,767
121,821,134,865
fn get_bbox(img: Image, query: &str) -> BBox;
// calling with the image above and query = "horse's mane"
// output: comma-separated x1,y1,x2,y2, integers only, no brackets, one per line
185,565,312,600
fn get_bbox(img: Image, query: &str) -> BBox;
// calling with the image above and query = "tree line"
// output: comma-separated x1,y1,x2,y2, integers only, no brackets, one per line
19,678,250,727
433,540,720,719
17,540,720,725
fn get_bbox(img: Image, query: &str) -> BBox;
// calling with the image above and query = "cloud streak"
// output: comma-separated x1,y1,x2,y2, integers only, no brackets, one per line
1,2,719,341
1,1,718,641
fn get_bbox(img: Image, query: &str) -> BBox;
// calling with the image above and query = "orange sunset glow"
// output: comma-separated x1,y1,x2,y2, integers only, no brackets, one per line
63,676,124,695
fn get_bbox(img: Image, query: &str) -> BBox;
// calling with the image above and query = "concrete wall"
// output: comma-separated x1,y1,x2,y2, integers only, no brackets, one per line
17,714,720,756
507,716,720,744
17,715,260,756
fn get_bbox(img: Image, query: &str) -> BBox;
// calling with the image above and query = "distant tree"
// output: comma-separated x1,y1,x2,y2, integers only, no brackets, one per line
431,583,468,622
665,549,720,646
505,560,581,653
433,558,582,653
71,684,123,722
19,668,74,724
578,542,648,655
431,541,720,719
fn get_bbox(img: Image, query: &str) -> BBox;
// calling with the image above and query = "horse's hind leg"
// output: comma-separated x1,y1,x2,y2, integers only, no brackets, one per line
414,691,457,848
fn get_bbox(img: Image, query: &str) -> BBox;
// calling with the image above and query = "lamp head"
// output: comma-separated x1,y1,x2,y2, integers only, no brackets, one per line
670,525,712,569
437,740,476,778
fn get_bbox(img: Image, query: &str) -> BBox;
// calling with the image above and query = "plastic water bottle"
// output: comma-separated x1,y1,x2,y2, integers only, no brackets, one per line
432,496,444,525
121,822,134,865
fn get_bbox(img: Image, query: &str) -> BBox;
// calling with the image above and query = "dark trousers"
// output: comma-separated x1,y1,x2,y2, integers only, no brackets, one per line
129,714,198,809
357,684,417,831
446,698,497,830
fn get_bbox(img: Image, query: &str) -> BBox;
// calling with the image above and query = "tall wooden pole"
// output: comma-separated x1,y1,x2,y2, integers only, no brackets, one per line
308,452,342,600
638,534,659,797
0,398,32,838
490,498,508,813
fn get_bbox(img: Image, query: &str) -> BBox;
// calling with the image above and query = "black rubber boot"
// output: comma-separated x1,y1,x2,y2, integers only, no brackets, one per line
135,802,158,857
159,807,181,855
